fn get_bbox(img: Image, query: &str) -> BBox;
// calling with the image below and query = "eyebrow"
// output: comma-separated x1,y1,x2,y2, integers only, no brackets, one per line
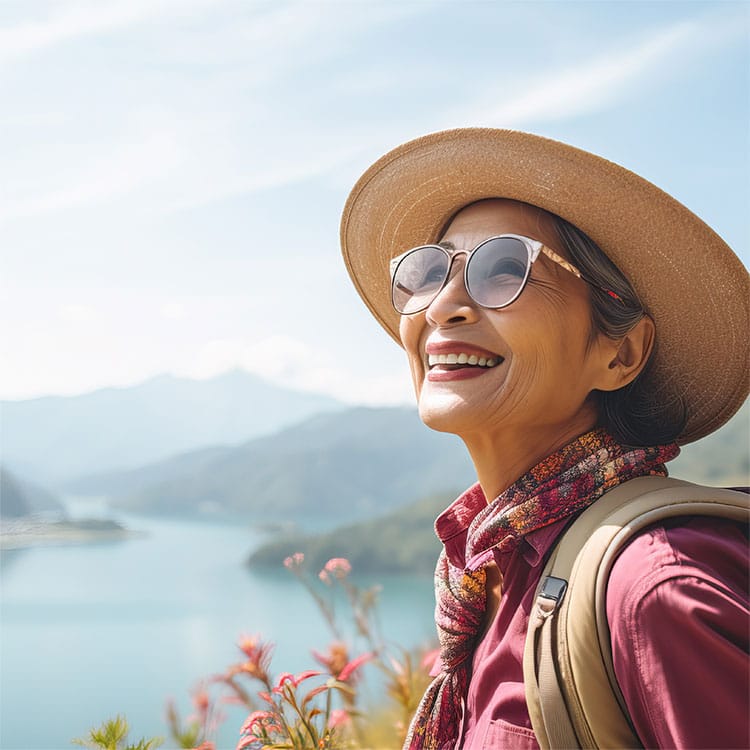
437,240,455,251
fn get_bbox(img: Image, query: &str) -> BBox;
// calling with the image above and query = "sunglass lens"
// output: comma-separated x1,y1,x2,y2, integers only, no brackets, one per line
392,246,450,314
466,237,530,308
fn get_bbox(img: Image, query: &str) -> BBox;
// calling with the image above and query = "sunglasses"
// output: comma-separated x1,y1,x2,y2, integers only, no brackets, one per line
389,233,622,315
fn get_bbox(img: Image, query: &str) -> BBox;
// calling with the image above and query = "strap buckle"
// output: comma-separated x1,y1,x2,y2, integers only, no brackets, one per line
536,576,568,618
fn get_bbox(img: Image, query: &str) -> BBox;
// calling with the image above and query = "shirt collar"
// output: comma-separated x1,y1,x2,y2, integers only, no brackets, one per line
435,483,572,570
434,483,486,569
518,518,570,567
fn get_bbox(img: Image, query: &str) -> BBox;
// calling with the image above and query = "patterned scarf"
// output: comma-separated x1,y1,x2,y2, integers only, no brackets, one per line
404,429,679,749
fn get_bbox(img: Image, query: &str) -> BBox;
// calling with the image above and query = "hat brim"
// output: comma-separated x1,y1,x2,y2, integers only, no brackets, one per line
340,128,749,444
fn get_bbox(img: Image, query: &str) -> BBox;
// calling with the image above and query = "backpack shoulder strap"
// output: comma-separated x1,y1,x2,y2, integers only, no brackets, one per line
523,476,750,749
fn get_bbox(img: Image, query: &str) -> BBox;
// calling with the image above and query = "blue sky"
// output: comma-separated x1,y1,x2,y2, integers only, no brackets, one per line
2,0,748,403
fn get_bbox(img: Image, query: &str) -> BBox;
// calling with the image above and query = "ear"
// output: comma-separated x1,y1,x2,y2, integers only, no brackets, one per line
593,315,655,392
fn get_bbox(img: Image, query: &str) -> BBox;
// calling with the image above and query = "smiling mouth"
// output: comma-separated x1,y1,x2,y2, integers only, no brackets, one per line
427,352,504,370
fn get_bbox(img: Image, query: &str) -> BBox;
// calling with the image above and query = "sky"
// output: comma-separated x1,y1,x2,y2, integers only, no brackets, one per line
1,0,748,405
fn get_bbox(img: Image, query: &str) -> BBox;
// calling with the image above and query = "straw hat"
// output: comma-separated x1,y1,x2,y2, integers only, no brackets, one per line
340,128,749,444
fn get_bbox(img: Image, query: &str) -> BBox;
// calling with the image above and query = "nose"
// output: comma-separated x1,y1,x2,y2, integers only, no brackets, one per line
425,254,480,328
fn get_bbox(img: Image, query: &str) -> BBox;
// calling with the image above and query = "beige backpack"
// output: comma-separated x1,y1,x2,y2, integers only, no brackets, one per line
523,476,749,749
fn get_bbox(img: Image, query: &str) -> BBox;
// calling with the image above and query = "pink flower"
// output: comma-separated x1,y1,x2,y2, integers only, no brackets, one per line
273,669,322,693
237,710,283,749
421,647,440,672
272,672,294,694
328,708,351,729
313,643,372,682
312,641,349,677
318,569,331,584
219,694,245,705
337,652,373,682
240,710,274,735
235,635,274,682
283,552,304,570
323,557,352,579
301,683,329,706
192,686,210,715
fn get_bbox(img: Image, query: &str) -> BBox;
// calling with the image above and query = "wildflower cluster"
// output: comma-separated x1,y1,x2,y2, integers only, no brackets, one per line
78,555,435,750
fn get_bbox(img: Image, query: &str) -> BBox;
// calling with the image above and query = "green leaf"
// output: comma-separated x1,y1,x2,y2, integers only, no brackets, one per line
124,738,163,750
72,716,129,750
72,717,162,750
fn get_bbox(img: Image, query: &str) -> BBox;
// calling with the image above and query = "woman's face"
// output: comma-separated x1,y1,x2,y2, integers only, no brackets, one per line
399,198,613,448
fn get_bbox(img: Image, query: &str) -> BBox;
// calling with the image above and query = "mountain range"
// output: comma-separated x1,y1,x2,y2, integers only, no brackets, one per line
66,399,748,534
81,406,476,525
3,367,746,544
1,369,344,485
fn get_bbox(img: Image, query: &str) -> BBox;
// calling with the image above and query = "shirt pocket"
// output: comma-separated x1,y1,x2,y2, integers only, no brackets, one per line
481,719,539,749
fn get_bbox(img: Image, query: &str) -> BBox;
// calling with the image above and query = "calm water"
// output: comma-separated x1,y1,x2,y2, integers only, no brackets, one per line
0,501,436,750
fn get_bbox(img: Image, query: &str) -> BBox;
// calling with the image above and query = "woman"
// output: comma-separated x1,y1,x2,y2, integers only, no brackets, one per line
340,130,749,749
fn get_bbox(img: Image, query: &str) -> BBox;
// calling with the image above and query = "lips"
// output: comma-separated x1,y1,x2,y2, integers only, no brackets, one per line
424,340,505,374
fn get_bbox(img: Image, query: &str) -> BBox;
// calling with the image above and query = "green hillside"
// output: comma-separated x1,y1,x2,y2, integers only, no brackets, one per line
670,401,749,486
108,407,475,525
247,491,451,575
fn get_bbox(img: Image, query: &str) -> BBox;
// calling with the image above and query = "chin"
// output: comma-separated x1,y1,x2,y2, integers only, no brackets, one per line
417,392,478,436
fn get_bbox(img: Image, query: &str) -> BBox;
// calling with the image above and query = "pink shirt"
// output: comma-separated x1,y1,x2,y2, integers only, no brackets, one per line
432,486,749,749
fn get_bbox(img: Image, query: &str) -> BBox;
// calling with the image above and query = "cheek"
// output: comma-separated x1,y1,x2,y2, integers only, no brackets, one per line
508,312,593,404
491,310,575,401
400,315,426,395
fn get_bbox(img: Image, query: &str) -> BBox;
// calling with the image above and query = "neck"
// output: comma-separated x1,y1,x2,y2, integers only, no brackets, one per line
461,415,598,503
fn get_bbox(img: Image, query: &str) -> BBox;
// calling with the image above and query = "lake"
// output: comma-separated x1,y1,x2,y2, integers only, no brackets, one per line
0,500,436,750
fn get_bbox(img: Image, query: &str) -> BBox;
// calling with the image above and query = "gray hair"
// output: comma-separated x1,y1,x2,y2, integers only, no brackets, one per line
553,216,686,446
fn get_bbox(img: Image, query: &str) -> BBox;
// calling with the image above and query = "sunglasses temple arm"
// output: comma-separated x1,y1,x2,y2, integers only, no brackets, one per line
543,245,623,302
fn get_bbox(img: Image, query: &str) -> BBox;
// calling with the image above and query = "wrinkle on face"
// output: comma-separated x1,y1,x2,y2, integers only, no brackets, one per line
399,198,609,497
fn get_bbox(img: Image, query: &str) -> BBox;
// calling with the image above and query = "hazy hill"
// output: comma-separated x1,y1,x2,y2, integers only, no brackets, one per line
65,444,230,497
247,402,749,574
0,468,64,519
247,492,451,575
671,400,749,487
2,369,343,486
105,407,476,524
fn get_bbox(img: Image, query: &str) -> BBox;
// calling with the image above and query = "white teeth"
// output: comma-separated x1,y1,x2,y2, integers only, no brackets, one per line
427,352,501,368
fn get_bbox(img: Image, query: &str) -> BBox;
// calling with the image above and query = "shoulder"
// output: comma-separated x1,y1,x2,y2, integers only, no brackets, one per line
606,514,748,620
605,515,749,748
605,514,749,666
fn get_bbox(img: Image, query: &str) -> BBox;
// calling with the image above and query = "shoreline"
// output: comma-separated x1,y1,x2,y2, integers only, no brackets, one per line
0,518,145,550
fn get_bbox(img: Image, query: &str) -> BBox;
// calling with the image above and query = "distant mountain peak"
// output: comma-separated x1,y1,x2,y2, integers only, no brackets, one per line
2,370,346,485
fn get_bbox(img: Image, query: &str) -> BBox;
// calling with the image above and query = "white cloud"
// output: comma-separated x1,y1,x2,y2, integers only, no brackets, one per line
444,14,741,129
161,302,187,321
0,0,437,223
0,0,215,63
162,141,364,213
0,115,186,223
57,303,97,322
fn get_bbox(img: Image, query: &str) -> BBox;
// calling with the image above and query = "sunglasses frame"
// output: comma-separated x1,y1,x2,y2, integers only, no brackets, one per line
389,233,591,315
